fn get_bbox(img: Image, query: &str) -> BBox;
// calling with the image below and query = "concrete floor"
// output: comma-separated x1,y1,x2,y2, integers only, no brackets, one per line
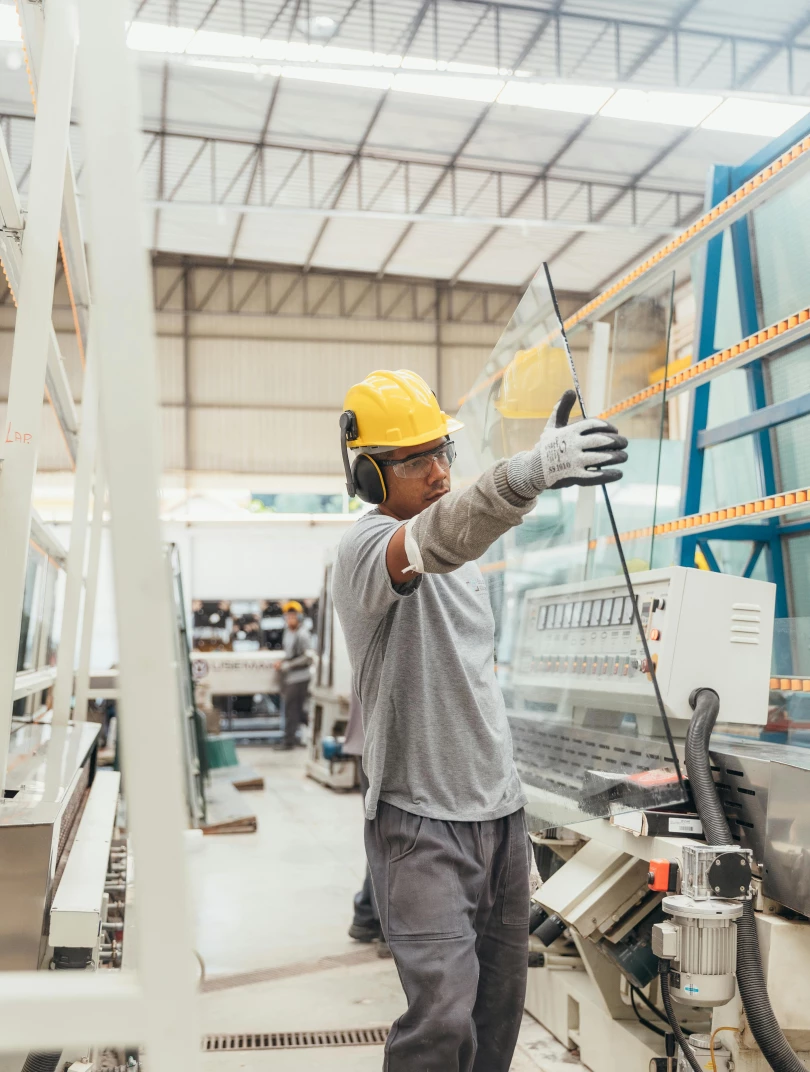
190,746,578,1070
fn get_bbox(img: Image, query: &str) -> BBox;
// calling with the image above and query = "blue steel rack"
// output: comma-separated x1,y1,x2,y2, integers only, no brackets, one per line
678,115,810,618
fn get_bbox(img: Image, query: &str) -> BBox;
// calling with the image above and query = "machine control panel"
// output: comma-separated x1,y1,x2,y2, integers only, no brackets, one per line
511,566,775,724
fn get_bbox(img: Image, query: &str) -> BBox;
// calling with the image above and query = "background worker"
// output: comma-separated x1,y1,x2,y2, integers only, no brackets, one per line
332,369,627,1072
274,600,312,751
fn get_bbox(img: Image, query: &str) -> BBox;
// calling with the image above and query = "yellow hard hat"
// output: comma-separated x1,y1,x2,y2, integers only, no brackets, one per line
282,600,303,614
494,345,574,420
343,369,463,449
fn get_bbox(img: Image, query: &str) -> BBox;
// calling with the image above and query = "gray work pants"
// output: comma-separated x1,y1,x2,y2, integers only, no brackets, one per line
365,801,530,1071
353,769,380,927
281,680,309,746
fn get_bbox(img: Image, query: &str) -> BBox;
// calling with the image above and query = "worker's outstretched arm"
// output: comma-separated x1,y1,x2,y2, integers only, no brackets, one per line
386,390,627,581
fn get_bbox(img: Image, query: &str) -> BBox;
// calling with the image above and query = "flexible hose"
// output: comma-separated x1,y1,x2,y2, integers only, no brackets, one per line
659,961,703,1072
21,1055,61,1072
686,688,805,1072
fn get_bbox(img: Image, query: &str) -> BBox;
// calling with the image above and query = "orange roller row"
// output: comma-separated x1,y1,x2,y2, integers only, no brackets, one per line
769,677,810,693
587,488,810,552
566,133,810,335
600,306,810,421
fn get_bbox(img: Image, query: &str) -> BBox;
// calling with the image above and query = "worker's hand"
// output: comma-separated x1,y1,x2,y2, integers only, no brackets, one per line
506,389,628,495
274,660,284,672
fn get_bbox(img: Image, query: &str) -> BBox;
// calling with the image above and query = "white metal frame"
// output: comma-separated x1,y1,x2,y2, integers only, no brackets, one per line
0,0,199,1064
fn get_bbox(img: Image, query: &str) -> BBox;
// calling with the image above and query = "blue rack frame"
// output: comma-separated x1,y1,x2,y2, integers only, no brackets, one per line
678,114,810,617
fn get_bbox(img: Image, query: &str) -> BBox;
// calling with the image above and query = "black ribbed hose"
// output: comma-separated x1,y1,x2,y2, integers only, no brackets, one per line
659,962,703,1072
21,1055,61,1072
686,687,805,1072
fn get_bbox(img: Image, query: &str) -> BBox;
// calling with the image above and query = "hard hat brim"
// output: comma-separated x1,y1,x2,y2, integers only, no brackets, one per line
349,414,464,449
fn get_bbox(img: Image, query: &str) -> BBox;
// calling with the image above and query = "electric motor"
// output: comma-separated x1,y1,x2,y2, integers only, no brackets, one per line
652,843,752,1007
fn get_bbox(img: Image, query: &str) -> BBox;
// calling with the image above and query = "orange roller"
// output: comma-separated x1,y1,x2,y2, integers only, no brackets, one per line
778,320,788,333
775,496,785,508
745,503,754,515
756,330,767,344
800,309,810,322
781,678,791,690
738,338,749,352
730,344,740,357
791,146,802,160
745,180,756,194
678,519,687,530
792,679,801,691
804,681,810,693
772,158,783,173
736,505,746,517
786,493,796,506
770,677,779,689
767,326,778,339
710,511,719,523
765,498,775,510
764,166,774,178
798,490,808,503
754,501,764,512
789,315,799,328
718,509,727,520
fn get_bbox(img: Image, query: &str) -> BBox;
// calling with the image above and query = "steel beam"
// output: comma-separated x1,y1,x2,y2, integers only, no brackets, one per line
697,391,810,450
76,0,200,1063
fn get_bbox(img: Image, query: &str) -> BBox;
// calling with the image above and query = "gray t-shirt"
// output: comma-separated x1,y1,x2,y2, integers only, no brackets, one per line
332,510,526,822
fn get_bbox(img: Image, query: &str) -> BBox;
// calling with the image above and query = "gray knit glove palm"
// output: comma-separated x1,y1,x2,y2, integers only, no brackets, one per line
506,389,628,497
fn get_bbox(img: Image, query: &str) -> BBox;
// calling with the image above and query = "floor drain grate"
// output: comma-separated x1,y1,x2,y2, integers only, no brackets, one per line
202,1027,390,1051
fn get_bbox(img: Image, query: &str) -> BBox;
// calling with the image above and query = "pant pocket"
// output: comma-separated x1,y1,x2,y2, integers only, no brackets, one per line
502,809,531,927
387,818,463,940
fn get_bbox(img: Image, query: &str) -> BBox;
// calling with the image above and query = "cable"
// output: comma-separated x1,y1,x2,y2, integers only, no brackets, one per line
659,960,704,1072
543,261,684,790
630,987,667,1037
710,1027,740,1072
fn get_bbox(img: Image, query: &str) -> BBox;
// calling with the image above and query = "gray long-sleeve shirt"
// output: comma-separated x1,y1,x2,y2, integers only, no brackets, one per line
332,462,535,821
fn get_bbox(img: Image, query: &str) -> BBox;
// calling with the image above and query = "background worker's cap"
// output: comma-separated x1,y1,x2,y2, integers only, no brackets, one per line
494,345,575,420
343,369,463,449
282,600,304,614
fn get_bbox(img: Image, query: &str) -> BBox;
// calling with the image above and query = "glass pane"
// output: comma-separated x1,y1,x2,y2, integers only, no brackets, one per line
756,617,810,746
17,545,48,672
457,265,686,830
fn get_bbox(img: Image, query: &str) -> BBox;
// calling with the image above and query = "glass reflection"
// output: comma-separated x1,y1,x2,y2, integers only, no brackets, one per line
457,265,686,830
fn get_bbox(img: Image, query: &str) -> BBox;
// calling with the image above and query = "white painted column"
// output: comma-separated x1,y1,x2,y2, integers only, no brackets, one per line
76,0,200,1065
73,461,105,723
0,0,77,794
53,342,99,725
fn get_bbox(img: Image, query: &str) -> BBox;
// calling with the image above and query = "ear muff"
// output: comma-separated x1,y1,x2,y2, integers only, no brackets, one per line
353,454,387,505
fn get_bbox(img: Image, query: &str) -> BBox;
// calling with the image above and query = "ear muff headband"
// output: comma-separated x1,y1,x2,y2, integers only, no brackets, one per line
353,454,387,505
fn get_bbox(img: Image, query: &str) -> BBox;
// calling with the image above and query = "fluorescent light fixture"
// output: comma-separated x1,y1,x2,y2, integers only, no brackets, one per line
499,81,614,115
392,72,504,103
187,30,261,58
282,65,393,91
188,58,264,76
127,21,194,53
601,88,722,127
702,97,810,137
0,5,21,42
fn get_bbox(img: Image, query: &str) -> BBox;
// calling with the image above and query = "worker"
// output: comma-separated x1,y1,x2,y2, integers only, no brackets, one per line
332,369,627,1071
274,601,312,751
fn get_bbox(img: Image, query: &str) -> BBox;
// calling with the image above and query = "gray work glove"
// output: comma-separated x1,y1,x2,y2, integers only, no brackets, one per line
506,389,628,496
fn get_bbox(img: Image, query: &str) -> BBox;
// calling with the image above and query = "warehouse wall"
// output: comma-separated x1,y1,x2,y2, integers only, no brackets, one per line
0,261,523,480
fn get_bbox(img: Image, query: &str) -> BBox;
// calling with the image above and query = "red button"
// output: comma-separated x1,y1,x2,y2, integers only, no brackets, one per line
650,628,661,641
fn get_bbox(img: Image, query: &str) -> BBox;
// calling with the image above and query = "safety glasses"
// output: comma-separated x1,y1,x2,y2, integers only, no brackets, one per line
377,440,456,480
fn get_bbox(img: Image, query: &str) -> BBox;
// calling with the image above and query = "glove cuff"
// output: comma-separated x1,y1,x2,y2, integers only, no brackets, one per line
506,450,548,498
